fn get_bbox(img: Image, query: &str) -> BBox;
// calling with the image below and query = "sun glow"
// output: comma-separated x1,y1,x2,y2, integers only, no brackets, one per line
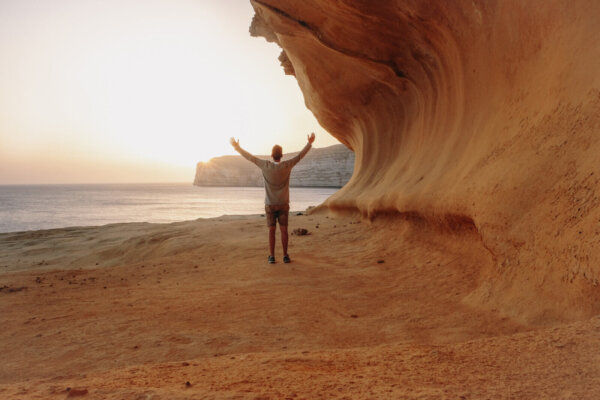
0,0,338,184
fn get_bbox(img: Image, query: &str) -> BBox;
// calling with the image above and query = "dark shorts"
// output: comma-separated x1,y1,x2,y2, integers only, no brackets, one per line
265,204,289,227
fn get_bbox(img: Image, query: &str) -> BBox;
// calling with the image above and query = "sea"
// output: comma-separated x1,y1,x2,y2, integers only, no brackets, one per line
0,183,338,233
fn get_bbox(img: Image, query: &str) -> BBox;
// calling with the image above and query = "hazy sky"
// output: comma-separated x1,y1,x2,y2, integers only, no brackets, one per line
0,0,338,184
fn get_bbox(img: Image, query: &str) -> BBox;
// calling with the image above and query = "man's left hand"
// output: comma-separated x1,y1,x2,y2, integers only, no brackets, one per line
308,132,316,144
230,137,241,150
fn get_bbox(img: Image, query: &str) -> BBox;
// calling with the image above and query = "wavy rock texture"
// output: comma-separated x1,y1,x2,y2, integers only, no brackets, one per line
250,0,600,322
194,144,354,187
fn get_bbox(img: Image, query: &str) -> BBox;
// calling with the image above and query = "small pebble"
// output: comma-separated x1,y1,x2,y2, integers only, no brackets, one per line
67,388,88,397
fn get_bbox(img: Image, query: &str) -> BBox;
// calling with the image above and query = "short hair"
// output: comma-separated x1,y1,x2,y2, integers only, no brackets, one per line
271,145,283,161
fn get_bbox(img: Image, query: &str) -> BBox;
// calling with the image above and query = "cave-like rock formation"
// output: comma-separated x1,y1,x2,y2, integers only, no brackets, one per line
194,144,354,187
249,0,600,322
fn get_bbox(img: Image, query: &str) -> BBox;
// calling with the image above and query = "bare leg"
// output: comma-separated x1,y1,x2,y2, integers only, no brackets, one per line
269,226,276,257
281,225,288,256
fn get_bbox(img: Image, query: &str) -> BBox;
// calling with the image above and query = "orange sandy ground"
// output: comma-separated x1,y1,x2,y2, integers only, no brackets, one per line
1,213,599,399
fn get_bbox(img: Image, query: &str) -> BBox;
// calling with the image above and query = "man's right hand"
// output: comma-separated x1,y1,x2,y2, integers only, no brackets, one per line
308,132,316,144
230,137,240,150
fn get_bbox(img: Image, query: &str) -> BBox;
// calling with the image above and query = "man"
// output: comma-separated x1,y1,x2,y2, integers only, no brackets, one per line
230,133,315,264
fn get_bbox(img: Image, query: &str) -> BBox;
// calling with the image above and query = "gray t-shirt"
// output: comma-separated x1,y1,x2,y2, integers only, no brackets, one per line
237,143,312,205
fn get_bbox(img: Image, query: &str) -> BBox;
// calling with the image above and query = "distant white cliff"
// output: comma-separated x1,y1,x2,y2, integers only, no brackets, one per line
194,144,355,188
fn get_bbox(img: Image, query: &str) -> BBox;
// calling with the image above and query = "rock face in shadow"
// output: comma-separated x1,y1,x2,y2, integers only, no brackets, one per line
194,144,354,188
249,0,600,322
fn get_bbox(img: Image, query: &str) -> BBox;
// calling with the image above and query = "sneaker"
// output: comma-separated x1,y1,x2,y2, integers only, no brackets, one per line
283,254,291,263
268,255,275,264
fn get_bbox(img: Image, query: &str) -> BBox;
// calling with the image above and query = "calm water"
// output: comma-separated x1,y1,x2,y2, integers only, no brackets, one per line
0,184,337,233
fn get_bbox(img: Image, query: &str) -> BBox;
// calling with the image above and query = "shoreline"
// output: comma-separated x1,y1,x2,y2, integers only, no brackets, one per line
0,210,317,236
0,213,269,236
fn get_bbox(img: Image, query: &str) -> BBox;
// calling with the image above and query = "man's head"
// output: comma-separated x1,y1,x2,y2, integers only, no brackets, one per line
271,145,283,162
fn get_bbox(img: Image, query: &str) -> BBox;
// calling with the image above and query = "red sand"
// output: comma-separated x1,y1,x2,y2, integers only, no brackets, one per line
1,213,599,398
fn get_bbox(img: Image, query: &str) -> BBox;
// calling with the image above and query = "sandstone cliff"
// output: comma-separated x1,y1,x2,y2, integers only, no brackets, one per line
249,0,600,322
194,144,354,187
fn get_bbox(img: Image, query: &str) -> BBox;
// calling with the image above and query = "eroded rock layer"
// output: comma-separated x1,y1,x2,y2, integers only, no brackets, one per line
250,0,600,321
194,144,354,188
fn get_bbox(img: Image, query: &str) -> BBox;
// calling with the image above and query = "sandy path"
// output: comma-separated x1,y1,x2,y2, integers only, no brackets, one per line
0,213,597,398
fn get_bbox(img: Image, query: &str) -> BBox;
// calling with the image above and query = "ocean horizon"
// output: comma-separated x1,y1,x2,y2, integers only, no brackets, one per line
0,183,337,233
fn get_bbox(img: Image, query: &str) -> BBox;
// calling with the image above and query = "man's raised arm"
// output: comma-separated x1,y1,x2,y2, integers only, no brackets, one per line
288,133,315,167
230,137,264,168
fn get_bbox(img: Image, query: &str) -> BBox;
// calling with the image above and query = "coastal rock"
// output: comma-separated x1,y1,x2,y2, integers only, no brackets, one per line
194,144,354,188
249,0,600,320
292,228,308,236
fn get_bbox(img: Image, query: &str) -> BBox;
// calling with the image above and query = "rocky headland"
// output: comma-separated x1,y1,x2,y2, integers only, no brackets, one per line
194,143,354,187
